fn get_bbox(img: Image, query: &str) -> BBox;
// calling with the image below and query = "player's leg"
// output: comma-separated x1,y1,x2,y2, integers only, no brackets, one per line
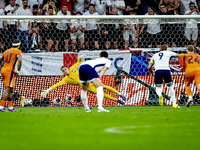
154,70,163,106
92,78,109,112
185,71,194,107
71,38,77,52
81,82,90,112
79,65,91,112
103,85,126,101
7,87,17,112
164,70,180,108
64,39,69,52
79,33,85,49
0,87,9,112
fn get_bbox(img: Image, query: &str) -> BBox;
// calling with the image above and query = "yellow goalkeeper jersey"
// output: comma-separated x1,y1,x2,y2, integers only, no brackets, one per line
51,58,82,90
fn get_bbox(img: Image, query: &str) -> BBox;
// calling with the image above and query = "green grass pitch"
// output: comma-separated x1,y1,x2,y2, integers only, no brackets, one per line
0,106,200,150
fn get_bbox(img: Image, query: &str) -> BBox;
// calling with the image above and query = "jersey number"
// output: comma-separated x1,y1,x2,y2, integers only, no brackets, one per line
187,56,199,64
5,53,12,63
159,52,163,60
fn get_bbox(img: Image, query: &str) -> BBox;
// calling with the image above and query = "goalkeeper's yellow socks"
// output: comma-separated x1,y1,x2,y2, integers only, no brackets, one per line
159,95,163,106
173,104,180,108
104,93,115,101
103,85,119,94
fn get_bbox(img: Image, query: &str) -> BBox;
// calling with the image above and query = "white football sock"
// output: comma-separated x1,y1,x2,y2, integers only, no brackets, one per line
81,90,89,110
0,106,4,109
169,85,176,105
156,86,162,97
97,86,104,109
188,96,193,102
9,107,13,110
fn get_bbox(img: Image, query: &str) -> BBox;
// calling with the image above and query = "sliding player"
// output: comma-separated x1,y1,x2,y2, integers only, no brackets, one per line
41,55,126,106
0,40,22,112
148,45,180,108
179,45,200,107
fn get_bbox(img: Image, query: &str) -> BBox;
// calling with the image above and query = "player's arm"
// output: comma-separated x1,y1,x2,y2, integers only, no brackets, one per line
148,59,154,76
99,66,108,79
179,54,185,70
71,55,86,69
15,55,22,75
41,77,69,97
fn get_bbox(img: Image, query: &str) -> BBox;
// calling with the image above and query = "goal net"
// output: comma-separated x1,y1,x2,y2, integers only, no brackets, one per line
0,15,200,107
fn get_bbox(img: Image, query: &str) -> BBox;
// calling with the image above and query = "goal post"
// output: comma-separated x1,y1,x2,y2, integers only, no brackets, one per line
1,15,200,107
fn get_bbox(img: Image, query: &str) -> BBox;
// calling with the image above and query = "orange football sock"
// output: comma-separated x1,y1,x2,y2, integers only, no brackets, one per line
0,100,6,107
8,101,13,107
185,86,192,97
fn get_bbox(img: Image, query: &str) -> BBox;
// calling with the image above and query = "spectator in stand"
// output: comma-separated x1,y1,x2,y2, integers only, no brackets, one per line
110,9,121,49
15,0,33,51
73,0,89,15
158,0,181,14
180,0,197,15
123,11,139,48
32,4,42,15
55,4,71,51
0,0,6,10
42,0,57,15
91,0,113,15
70,12,86,52
0,8,7,51
111,0,125,15
159,4,177,47
40,6,55,51
16,0,40,10
59,0,72,14
184,2,199,47
84,0,91,12
30,4,42,50
5,0,19,48
83,4,100,50
140,6,161,48
124,0,141,15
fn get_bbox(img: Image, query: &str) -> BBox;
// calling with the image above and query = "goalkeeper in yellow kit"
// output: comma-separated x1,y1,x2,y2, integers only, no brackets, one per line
41,55,126,104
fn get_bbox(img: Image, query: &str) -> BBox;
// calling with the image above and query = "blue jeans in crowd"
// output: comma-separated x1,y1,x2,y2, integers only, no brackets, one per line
17,29,29,50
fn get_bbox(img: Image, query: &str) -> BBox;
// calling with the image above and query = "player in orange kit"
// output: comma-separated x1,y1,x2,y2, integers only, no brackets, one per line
0,40,22,112
179,45,200,107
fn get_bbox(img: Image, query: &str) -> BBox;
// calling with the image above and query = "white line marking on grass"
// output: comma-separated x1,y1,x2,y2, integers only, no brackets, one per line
104,125,151,134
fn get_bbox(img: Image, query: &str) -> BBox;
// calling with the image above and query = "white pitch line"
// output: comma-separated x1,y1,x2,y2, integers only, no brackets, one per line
104,125,151,134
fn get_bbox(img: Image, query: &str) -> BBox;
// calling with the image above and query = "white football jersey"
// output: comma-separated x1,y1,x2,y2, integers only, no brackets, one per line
56,10,71,30
83,11,99,30
81,57,111,73
91,0,111,15
151,51,177,71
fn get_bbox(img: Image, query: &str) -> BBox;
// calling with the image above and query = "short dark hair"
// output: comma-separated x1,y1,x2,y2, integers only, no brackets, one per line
130,11,137,15
60,66,68,70
22,0,28,2
62,4,68,7
89,4,95,8
33,4,38,9
189,2,195,5
76,11,82,15
160,4,166,7
100,51,108,58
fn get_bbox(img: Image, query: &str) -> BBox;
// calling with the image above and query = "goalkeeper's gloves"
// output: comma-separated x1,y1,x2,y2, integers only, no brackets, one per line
41,87,52,97
78,55,86,62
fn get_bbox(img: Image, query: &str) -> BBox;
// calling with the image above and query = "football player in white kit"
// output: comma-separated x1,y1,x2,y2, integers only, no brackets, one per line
148,45,180,108
79,51,111,112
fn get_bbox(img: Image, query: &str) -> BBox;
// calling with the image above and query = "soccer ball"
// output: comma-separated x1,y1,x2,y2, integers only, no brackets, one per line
66,94,72,104
53,98,61,105
24,98,33,106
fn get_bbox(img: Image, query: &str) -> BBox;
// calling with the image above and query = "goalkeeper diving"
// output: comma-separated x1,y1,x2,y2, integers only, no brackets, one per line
41,55,126,104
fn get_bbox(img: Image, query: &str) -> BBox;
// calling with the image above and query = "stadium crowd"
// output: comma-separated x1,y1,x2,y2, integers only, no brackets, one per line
0,0,200,52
